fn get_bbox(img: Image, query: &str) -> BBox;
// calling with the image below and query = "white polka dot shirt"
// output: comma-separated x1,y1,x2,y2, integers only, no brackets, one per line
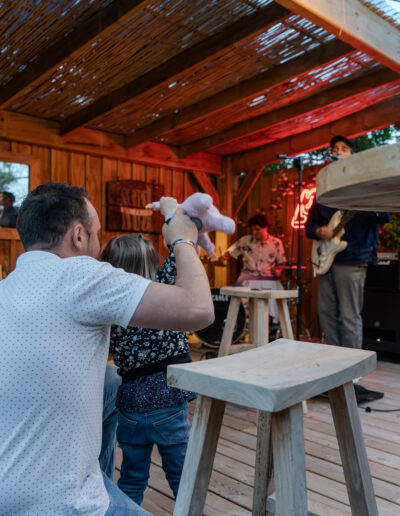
0,251,150,515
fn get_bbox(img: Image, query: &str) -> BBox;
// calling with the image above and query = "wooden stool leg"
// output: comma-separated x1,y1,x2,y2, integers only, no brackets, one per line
276,299,293,339
249,298,269,347
173,395,226,516
218,297,241,357
272,403,308,516
277,299,308,415
328,382,379,516
253,410,274,516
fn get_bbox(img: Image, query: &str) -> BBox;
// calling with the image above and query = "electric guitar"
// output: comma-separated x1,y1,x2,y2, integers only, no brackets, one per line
311,210,355,276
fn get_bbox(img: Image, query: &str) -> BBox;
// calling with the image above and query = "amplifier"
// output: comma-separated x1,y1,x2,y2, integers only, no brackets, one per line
362,289,400,354
365,252,400,291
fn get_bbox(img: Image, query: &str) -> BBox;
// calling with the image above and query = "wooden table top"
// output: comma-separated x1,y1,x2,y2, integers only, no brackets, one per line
316,142,400,211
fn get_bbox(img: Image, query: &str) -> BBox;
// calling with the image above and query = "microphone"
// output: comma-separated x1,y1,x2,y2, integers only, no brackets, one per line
326,153,340,161
276,154,307,160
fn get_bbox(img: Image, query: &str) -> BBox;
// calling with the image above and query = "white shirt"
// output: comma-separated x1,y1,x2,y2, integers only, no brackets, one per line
0,251,150,516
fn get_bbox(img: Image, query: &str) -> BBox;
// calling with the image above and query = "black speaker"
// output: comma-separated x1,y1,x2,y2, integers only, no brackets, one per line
365,252,400,291
362,289,400,354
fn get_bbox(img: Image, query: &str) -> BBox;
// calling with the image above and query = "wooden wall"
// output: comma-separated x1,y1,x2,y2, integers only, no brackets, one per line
0,136,321,339
0,138,198,275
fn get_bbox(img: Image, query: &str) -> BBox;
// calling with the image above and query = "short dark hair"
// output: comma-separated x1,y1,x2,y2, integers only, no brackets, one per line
17,182,91,250
247,213,271,228
0,191,15,203
330,135,355,152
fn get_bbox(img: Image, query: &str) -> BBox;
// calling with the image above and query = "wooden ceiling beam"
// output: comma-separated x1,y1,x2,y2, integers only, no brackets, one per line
0,111,221,174
232,94,400,173
60,3,290,136
125,39,353,148
275,0,400,73
178,67,399,157
189,171,220,208
0,0,152,108
233,167,265,218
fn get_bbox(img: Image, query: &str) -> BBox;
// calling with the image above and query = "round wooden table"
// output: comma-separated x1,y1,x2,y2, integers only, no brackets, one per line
316,142,400,211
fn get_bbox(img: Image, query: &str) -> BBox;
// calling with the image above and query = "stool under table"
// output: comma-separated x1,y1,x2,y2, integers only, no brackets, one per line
217,286,298,357
168,339,378,516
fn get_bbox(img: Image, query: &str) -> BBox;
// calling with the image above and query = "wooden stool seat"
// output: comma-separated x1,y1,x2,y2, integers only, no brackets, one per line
168,338,375,412
221,285,298,299
168,339,378,516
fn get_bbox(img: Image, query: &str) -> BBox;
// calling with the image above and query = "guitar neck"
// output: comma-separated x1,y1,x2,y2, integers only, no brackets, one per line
332,210,355,236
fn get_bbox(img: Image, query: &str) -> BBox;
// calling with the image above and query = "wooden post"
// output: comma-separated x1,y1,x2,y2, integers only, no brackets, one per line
214,156,234,286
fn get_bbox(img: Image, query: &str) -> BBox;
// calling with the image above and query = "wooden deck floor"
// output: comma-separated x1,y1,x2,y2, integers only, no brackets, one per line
115,356,400,515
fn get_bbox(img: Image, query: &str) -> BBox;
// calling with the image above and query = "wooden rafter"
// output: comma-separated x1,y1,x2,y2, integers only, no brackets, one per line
189,171,220,208
233,167,265,218
178,67,399,157
0,111,221,174
275,0,400,73
125,40,353,149
60,3,290,136
0,0,152,108
232,94,400,173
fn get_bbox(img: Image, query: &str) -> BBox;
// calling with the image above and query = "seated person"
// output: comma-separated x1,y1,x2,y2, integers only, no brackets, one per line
0,191,18,228
217,213,286,323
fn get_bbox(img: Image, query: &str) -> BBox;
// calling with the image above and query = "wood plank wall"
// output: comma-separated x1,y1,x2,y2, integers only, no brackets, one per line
237,164,322,340
0,137,320,338
0,139,197,275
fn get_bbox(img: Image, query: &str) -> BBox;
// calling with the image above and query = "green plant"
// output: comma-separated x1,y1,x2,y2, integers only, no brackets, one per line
380,214,400,252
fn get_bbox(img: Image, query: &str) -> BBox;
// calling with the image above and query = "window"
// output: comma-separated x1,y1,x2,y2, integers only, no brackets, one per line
0,161,29,206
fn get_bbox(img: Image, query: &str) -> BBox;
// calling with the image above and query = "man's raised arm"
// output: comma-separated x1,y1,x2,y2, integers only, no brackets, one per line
129,207,214,331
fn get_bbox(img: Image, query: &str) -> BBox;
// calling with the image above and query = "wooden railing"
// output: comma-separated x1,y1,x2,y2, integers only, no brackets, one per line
0,227,23,277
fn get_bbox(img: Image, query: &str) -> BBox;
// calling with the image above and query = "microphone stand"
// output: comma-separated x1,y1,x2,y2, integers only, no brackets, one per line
277,152,336,340
278,154,305,340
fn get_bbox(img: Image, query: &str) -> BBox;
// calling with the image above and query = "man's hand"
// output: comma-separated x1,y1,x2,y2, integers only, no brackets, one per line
163,207,198,246
159,196,178,217
316,226,333,240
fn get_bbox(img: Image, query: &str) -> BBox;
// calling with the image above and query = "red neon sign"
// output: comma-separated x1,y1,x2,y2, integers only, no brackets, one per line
291,187,316,229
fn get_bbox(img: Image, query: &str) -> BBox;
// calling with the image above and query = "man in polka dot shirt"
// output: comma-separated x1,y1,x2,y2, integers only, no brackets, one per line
0,183,214,516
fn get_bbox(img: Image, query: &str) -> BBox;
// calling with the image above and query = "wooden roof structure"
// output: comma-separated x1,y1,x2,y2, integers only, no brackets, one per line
0,0,399,183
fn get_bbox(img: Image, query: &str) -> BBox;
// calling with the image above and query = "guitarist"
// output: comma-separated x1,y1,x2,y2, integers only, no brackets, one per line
305,135,391,350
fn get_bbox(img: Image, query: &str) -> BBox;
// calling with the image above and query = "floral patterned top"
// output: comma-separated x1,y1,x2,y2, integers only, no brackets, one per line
227,234,286,279
110,250,196,412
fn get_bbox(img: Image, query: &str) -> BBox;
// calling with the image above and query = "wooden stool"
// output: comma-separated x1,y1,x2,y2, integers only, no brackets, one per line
217,286,298,357
168,339,378,516
218,285,307,445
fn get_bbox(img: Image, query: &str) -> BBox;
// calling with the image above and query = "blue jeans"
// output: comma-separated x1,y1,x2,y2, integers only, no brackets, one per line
103,472,152,515
100,363,122,479
117,403,190,504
